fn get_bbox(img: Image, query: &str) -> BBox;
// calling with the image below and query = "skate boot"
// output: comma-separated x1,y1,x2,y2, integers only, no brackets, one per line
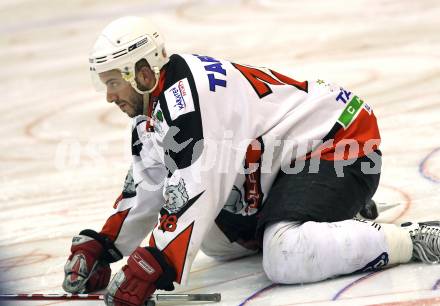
401,221,440,264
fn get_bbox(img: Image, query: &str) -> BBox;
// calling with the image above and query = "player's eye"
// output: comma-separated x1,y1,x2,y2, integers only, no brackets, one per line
108,80,120,89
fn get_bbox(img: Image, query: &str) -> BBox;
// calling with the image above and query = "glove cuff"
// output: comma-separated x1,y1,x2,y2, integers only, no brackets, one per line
145,247,176,291
79,229,123,263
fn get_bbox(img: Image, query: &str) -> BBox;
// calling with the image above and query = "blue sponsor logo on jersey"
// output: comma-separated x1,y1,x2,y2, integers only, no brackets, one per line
165,78,195,121
170,80,187,110
194,54,227,92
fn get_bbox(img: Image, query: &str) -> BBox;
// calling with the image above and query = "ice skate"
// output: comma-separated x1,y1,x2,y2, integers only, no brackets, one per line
401,221,440,264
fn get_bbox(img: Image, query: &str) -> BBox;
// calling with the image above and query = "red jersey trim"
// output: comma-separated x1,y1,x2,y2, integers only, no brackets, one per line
100,209,131,242
309,109,381,161
149,222,194,284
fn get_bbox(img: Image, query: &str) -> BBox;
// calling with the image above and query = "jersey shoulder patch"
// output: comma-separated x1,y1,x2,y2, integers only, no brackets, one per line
164,77,195,121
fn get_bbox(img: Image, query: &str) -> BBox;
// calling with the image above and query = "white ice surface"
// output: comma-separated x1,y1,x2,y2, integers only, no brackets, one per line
1,0,440,305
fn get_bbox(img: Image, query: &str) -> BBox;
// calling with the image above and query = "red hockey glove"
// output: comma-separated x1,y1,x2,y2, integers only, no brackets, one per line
104,247,176,306
62,229,122,293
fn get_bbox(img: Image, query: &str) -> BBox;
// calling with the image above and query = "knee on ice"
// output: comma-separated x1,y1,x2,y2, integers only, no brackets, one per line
262,221,324,284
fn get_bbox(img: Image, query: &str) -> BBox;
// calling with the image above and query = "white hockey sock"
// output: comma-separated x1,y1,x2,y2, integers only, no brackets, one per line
379,223,413,265
262,219,413,284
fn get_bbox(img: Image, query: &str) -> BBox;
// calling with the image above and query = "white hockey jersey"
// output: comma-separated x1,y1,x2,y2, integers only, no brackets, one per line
100,54,380,284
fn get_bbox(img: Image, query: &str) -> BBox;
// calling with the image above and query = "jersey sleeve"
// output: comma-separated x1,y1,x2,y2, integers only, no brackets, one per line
100,117,167,256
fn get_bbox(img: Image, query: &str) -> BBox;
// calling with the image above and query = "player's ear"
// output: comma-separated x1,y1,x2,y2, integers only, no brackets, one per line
136,66,149,83
134,58,153,86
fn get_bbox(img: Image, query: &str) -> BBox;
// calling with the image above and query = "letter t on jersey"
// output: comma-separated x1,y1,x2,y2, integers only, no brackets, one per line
194,54,227,92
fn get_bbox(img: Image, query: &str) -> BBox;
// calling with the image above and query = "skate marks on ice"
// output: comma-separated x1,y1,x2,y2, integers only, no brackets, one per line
142,254,440,306
1,0,440,305
419,148,440,184
231,265,440,306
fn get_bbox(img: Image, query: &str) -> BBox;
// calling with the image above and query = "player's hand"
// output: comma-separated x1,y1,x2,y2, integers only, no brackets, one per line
62,230,122,293
104,247,176,306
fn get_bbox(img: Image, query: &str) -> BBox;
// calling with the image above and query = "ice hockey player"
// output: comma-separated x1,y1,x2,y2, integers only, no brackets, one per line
62,16,440,306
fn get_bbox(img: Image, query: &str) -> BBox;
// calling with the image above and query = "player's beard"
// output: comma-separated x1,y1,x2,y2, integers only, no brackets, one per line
119,90,144,118
130,90,145,117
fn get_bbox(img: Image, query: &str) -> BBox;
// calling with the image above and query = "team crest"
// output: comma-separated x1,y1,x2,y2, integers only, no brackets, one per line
163,178,189,214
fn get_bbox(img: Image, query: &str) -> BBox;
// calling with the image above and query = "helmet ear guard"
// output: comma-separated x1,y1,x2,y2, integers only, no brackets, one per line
89,16,169,94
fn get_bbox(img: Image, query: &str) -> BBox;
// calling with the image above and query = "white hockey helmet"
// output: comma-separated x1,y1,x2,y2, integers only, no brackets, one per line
89,16,169,94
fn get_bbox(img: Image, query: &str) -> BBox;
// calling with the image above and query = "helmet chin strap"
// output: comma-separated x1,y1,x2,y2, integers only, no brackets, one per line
147,67,161,93
142,92,150,116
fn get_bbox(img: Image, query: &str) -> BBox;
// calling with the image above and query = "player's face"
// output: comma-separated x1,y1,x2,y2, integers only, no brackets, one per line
99,69,144,118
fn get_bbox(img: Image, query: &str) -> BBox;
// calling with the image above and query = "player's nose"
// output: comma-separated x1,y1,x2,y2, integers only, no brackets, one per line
106,91,118,103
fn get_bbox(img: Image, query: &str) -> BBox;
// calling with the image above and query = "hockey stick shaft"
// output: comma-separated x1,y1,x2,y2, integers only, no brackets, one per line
156,293,221,302
0,293,221,302
0,294,103,300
